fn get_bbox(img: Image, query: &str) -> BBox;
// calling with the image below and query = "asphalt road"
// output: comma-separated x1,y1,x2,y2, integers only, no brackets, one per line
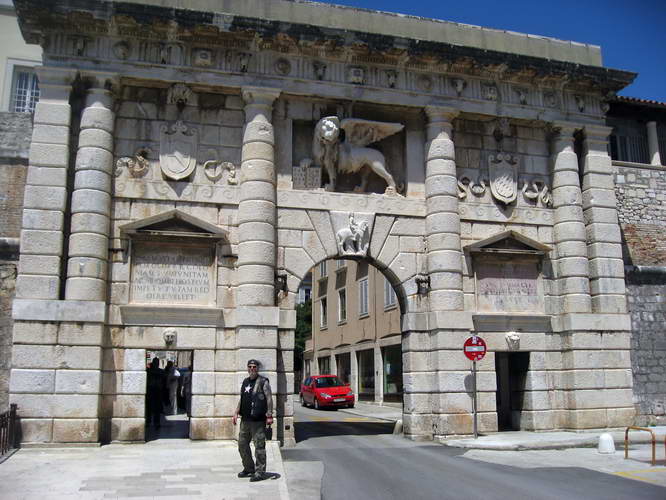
282,406,665,500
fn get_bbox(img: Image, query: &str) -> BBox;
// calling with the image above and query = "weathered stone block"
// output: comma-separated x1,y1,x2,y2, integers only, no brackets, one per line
12,321,58,345
191,395,215,417
55,370,101,394
53,419,99,442
214,395,237,416
15,275,60,299
102,370,146,395
9,369,55,393
192,372,216,395
110,418,144,442
18,418,53,443
190,417,215,439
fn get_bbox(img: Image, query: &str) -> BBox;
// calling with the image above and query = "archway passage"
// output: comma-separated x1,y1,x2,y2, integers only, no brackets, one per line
144,350,193,441
293,257,403,441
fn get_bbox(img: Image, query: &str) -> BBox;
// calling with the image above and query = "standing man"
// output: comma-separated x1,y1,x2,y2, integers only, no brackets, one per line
232,359,274,482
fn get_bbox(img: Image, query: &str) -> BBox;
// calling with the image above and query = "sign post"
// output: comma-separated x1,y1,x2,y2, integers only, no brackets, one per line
463,335,487,439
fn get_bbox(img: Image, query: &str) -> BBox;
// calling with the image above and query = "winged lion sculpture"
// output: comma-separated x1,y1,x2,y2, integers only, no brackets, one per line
306,116,404,194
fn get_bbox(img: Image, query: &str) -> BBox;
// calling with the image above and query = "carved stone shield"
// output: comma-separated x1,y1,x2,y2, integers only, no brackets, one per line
489,153,518,205
159,121,198,180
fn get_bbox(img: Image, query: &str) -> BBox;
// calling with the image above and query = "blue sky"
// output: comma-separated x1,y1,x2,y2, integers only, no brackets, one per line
318,0,666,102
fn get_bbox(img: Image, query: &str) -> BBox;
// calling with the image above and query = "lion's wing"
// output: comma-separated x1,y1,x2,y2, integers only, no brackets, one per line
340,118,404,147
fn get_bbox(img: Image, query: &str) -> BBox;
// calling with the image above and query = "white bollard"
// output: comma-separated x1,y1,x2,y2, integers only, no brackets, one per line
597,433,616,454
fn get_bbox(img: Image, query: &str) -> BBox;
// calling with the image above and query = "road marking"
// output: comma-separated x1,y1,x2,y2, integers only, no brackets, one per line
613,468,666,486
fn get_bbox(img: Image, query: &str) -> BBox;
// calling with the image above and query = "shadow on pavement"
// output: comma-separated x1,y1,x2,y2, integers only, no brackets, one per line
295,420,395,443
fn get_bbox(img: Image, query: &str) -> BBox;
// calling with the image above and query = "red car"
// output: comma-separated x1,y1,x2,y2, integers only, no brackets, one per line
300,375,355,410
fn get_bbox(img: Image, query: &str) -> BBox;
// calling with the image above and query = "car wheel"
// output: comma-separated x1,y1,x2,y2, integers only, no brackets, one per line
300,394,306,407
314,398,320,410
347,403,354,409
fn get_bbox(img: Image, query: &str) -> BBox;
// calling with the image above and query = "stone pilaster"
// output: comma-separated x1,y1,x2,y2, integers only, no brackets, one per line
15,67,75,300
65,72,117,301
550,122,591,314
581,124,627,314
424,106,463,311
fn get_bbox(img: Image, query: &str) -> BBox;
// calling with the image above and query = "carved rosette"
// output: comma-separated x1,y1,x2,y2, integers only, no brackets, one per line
489,153,518,205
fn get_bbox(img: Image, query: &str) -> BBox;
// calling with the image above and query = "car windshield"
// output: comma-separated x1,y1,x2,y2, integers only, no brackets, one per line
315,377,343,388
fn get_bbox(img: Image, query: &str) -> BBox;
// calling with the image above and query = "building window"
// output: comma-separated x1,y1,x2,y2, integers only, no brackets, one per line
384,277,397,309
338,288,347,323
359,278,369,316
320,296,327,328
9,67,40,113
297,285,311,304
318,261,327,277
336,259,346,269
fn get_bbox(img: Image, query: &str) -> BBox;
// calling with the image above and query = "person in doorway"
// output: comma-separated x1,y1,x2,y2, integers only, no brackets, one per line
165,361,180,415
146,357,165,428
181,364,193,417
232,359,274,482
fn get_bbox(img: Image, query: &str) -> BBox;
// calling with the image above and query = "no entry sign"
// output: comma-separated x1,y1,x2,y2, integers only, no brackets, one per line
464,336,487,361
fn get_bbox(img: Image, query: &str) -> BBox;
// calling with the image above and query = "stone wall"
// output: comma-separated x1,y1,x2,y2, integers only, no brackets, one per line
615,163,666,424
625,268,666,424
0,111,32,411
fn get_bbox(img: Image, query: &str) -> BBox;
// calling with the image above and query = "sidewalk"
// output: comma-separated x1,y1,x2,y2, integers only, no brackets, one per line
339,401,666,454
442,426,666,451
338,401,402,423
0,439,289,500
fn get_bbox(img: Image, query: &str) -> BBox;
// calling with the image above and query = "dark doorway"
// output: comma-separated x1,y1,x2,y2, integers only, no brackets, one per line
495,351,530,431
382,345,403,403
145,350,193,440
336,352,351,384
357,349,375,401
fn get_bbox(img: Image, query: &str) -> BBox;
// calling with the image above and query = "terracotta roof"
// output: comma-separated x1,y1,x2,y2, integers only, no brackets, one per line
614,95,666,109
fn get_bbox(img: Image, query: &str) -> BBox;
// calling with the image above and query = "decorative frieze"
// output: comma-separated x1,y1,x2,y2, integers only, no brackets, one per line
276,189,425,217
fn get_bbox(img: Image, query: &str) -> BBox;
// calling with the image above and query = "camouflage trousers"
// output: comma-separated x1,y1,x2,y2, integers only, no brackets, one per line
238,419,266,474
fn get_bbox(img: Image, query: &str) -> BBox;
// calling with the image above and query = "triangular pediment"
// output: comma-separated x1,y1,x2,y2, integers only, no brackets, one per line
120,210,227,240
464,230,551,255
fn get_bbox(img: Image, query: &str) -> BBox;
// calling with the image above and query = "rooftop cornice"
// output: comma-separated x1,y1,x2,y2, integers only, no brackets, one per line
14,0,636,94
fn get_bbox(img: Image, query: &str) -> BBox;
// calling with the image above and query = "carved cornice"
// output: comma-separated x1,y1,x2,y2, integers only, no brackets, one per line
15,0,635,98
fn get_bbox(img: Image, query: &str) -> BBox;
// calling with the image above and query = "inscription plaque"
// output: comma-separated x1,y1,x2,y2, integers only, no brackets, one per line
475,259,542,313
131,243,215,306
292,165,322,190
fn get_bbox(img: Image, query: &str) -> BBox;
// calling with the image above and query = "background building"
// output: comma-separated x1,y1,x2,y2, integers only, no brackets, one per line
0,0,41,113
609,96,666,425
305,259,402,404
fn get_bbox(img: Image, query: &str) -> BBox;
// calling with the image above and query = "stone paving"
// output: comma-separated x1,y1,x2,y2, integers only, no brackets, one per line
0,439,289,500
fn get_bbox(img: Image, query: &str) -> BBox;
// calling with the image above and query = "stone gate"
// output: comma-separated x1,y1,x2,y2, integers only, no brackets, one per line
9,0,637,445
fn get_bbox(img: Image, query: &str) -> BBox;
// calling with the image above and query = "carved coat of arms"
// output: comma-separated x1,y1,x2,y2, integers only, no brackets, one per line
159,121,198,180
488,153,518,205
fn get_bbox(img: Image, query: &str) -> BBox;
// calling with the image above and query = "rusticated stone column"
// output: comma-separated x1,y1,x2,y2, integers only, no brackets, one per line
237,87,281,308
424,106,463,311
581,124,627,314
15,67,75,300
65,72,117,301
550,122,591,314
